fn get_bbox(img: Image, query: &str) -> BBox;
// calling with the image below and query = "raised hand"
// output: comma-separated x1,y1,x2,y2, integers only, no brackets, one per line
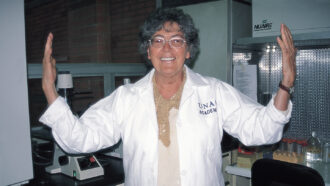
276,24,297,88
274,24,297,110
42,33,58,104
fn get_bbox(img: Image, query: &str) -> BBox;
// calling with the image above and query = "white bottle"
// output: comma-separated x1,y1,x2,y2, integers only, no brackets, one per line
305,131,322,162
123,78,131,85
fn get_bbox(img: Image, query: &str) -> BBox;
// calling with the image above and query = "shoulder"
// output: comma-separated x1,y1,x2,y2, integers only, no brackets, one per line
186,67,231,90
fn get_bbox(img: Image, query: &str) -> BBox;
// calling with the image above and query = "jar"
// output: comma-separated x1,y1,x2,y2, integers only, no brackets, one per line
287,139,294,153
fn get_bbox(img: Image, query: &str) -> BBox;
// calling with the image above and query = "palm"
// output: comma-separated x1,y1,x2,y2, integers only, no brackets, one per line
42,33,58,104
276,24,297,87
42,33,56,87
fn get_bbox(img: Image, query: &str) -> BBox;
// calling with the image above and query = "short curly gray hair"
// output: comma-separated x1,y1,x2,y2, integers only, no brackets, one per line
138,8,199,65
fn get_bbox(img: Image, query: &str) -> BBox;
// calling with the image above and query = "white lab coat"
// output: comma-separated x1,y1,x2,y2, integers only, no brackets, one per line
40,66,292,186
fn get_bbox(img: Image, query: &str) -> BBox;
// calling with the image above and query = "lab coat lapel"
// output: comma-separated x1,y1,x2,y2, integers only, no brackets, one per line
135,69,159,134
180,66,208,105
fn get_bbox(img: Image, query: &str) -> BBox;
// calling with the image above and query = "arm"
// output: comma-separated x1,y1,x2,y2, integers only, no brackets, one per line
221,25,295,146
222,24,296,145
274,24,297,111
220,83,291,146
42,33,58,105
39,33,122,154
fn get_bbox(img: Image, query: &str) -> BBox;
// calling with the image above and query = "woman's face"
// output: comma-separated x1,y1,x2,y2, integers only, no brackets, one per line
147,22,190,79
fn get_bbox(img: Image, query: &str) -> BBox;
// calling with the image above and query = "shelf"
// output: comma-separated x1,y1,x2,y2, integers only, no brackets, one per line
225,164,251,178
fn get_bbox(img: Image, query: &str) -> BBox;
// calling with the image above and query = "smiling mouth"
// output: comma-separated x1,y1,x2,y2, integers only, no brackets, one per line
160,57,175,62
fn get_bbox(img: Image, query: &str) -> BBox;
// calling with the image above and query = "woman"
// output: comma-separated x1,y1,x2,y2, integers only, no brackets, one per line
40,8,296,186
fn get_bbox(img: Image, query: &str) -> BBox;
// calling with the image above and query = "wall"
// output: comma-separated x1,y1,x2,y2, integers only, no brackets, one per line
179,1,251,83
0,0,33,185
180,1,230,82
25,0,155,64
25,0,155,126
110,0,155,63
25,0,69,63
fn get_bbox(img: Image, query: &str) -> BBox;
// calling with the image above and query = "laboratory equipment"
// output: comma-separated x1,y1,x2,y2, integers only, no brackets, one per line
323,142,330,163
305,131,322,162
273,138,304,164
46,145,104,180
46,71,104,180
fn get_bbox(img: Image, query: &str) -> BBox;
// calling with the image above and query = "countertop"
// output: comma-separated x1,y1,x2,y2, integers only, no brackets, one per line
25,154,124,186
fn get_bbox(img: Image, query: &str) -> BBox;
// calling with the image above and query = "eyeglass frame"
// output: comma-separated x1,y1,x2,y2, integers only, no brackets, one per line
148,36,187,48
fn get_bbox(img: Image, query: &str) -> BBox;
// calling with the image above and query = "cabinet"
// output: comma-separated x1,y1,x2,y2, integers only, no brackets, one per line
222,150,253,186
222,151,232,186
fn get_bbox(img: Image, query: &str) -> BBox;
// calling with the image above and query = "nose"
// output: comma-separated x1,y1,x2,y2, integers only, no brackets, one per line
162,40,171,51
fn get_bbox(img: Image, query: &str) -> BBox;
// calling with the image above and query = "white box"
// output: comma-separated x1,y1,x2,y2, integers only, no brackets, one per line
253,0,330,37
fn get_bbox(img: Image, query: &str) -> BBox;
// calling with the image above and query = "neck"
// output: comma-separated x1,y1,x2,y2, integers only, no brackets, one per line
154,70,184,99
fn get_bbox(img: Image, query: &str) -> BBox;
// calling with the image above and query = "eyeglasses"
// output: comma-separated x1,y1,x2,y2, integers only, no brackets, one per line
148,37,186,48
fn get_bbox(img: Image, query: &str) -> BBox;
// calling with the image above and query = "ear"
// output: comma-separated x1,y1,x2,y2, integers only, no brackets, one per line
147,48,151,59
185,50,191,59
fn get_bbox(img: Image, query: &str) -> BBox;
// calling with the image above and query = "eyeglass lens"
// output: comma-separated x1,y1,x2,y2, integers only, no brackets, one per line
150,37,186,48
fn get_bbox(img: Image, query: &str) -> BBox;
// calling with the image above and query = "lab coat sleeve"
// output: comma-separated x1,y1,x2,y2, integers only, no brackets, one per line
39,88,124,154
218,82,292,146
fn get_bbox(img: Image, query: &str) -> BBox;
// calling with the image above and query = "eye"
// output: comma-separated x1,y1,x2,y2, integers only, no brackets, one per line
170,38,185,47
153,38,164,43
171,39,183,43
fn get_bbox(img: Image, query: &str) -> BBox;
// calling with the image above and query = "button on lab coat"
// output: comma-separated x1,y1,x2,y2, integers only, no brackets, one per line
40,66,292,186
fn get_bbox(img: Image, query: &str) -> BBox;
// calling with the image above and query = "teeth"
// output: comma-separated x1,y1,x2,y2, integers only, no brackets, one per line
161,57,175,61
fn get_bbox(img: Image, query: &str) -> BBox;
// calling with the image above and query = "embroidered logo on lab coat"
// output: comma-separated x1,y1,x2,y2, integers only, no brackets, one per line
198,100,217,115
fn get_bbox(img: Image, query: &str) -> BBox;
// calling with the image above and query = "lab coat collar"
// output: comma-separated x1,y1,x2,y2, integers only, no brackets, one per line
184,65,208,87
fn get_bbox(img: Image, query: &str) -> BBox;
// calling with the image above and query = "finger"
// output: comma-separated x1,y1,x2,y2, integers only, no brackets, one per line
280,24,296,53
281,24,294,46
277,36,285,52
283,24,293,38
280,24,289,46
44,33,53,58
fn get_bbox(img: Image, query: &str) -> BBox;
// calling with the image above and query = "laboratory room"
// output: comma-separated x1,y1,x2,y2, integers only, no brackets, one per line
1,0,330,186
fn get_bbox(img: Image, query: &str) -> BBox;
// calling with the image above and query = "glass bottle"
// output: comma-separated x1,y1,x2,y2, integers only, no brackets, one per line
305,131,322,162
323,142,330,163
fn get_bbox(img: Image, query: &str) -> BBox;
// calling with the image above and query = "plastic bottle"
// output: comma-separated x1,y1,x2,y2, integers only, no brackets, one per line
305,131,322,162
